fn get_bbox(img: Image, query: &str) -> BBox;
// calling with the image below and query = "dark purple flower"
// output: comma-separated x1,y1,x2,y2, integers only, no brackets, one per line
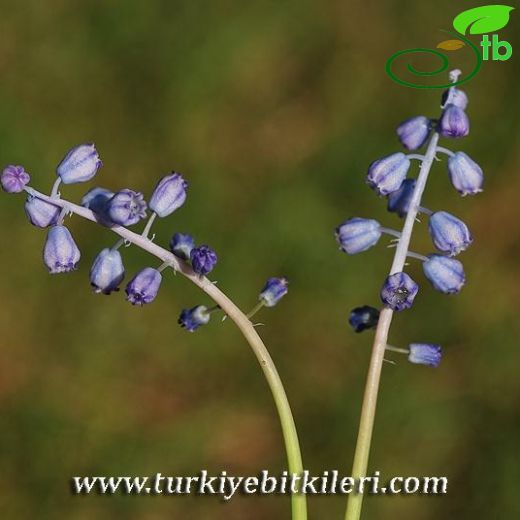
125,267,162,305
396,116,431,150
438,105,469,138
349,305,380,333
259,277,288,307
447,152,483,196
149,172,188,218
367,153,411,196
43,225,81,274
169,233,195,261
335,218,382,254
423,254,465,294
107,189,147,226
24,195,60,228
408,343,442,367
90,248,125,295
1,165,30,193
190,245,217,275
178,305,211,332
380,272,418,311
386,178,416,218
428,211,472,256
56,143,102,184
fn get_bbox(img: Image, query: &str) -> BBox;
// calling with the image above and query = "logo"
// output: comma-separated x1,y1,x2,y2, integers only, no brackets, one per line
386,5,514,88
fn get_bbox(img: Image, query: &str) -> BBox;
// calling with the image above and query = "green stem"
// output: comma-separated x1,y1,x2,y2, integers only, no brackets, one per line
24,187,307,520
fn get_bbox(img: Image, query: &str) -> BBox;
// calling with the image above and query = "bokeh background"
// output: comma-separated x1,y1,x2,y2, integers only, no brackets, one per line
1,0,519,518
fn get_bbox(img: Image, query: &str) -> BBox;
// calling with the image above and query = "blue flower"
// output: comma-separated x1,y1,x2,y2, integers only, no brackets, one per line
380,272,418,311
90,248,125,295
428,211,472,256
25,195,60,228
349,305,380,333
366,153,411,196
335,218,382,254
438,105,469,138
447,152,483,196
56,143,102,184
190,245,217,275
43,225,81,274
107,189,147,226
1,165,30,193
387,178,416,218
423,254,465,294
259,277,288,307
169,233,195,261
178,305,211,332
396,116,431,150
149,172,188,218
441,88,468,110
408,343,442,367
125,267,162,305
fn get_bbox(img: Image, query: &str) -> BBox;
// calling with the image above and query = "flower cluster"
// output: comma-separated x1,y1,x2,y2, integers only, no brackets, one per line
335,75,482,367
2,145,288,333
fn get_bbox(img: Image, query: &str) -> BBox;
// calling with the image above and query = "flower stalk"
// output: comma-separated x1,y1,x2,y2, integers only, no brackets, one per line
24,186,307,520
345,131,439,520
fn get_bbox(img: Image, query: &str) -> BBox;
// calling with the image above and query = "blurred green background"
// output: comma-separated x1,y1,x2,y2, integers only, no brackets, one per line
1,0,519,518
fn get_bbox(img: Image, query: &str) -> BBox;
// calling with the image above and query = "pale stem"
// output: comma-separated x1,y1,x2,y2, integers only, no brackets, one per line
380,227,401,239
50,177,62,198
23,186,307,520
406,251,428,262
141,211,157,239
385,345,410,355
344,132,440,520
246,300,266,319
436,146,455,158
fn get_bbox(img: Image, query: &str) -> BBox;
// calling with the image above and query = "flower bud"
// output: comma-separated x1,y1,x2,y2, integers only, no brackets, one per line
107,189,147,226
428,211,472,256
380,272,418,311
447,152,483,196
335,218,382,254
178,305,211,332
56,144,102,184
82,187,114,213
408,343,442,367
259,277,288,307
149,172,188,218
349,305,380,333
423,254,465,294
396,116,431,150
125,267,162,305
169,233,195,260
367,153,410,196
190,245,217,275
81,187,114,224
43,225,81,274
387,178,416,218
1,165,30,193
24,195,60,228
441,88,468,110
89,248,125,295
438,105,469,138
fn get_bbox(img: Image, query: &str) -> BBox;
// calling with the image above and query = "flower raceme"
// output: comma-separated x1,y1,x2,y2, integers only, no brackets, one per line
2,143,289,337
335,80,481,367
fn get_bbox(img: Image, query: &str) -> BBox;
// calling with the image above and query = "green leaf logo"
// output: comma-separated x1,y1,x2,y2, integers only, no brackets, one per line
453,5,514,35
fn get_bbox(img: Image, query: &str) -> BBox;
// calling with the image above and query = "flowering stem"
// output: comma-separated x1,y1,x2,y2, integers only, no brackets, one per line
23,186,307,520
344,132,440,520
